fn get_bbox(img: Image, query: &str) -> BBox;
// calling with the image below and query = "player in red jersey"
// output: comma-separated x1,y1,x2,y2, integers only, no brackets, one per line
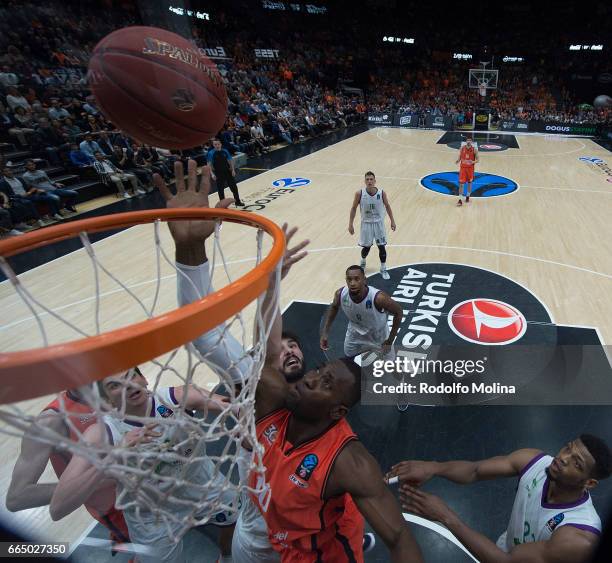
246,229,423,562
6,388,130,549
456,136,479,206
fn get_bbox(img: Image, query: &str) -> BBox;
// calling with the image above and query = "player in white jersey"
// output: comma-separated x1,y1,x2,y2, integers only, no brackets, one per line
320,264,402,360
388,434,612,563
348,171,396,280
50,163,253,563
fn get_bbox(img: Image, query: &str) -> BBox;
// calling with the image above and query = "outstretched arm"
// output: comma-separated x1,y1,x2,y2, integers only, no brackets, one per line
255,224,309,419
6,412,66,512
328,441,423,563
402,486,597,563
348,190,360,235
382,191,396,231
49,423,117,520
386,448,541,487
320,288,341,351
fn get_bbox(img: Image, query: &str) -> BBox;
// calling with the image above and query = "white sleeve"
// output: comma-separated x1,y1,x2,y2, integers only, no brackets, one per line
176,261,253,384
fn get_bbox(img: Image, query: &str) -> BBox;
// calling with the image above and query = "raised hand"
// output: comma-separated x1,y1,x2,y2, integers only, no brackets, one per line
385,460,436,487
279,223,309,281
153,159,234,246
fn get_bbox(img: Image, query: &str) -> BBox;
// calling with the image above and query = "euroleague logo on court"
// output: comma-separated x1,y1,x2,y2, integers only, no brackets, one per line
448,299,527,345
578,157,612,183
243,177,311,212
420,172,519,198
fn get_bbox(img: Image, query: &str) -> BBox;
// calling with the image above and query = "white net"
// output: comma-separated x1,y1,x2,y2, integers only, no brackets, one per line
0,213,281,552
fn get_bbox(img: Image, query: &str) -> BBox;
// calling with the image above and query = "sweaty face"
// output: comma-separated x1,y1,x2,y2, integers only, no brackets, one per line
279,338,305,382
546,439,596,488
346,269,366,296
365,175,376,188
102,369,149,409
287,360,353,421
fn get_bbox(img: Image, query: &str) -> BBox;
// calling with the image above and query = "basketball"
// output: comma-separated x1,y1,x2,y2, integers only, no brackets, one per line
88,26,227,149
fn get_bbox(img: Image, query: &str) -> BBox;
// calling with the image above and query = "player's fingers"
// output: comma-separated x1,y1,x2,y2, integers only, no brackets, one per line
284,225,298,246
174,161,186,192
187,159,198,192
284,250,308,269
215,198,234,209
198,165,211,196
153,173,172,202
287,238,310,257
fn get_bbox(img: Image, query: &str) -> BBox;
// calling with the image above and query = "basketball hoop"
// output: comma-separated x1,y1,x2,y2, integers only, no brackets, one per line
479,84,487,98
0,208,284,545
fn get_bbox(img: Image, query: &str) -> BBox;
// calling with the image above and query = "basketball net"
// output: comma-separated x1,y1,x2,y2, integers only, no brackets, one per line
0,211,283,545
479,84,487,98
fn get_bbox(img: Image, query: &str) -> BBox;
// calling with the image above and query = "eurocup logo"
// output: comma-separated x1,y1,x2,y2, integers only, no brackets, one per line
579,157,604,164
448,299,527,345
272,177,311,188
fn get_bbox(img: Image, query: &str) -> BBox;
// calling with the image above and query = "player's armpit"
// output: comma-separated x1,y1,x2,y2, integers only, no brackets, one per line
328,441,423,563
507,525,598,563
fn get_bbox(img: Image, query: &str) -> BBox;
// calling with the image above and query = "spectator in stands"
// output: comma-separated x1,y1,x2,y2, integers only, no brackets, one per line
135,144,172,180
48,98,71,121
110,145,149,192
5,86,31,112
4,107,34,146
92,151,140,199
82,97,99,116
79,133,103,159
69,143,94,168
0,66,19,89
97,131,115,156
0,204,23,237
250,119,271,152
0,167,57,224
61,117,82,144
32,118,68,165
22,160,78,213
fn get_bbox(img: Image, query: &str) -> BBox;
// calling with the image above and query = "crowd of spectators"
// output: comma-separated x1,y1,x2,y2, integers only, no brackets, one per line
0,0,608,235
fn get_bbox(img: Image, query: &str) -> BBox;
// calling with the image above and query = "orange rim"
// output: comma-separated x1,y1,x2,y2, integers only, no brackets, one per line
0,209,285,404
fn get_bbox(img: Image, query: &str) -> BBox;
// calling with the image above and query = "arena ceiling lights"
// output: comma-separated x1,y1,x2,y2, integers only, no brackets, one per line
383,36,415,44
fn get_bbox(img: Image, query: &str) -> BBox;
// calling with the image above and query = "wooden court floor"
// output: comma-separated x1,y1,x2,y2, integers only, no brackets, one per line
1,127,611,553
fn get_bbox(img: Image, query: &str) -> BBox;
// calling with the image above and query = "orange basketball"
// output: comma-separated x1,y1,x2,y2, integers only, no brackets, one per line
88,26,227,149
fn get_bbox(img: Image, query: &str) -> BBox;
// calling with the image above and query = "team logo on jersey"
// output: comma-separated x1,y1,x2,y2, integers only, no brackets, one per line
295,453,319,481
157,405,174,418
448,299,527,345
365,299,373,309
546,513,565,533
263,423,278,445
420,172,518,198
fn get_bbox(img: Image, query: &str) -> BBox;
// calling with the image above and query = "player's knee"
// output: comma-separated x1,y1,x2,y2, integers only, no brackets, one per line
361,246,371,258
378,245,387,262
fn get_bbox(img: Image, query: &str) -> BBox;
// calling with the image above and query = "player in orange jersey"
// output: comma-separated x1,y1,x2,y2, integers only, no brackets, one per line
246,230,423,562
456,136,479,206
6,388,130,551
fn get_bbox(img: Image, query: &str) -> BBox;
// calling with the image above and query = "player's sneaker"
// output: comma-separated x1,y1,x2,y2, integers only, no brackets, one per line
363,533,376,553
381,268,390,280
360,258,366,270
466,195,470,203
457,199,463,206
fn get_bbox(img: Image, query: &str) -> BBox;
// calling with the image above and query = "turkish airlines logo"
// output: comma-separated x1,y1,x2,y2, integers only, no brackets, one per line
448,299,527,345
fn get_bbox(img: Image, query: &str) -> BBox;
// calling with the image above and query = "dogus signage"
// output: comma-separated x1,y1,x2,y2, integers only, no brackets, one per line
425,115,452,130
529,121,597,136
367,112,393,126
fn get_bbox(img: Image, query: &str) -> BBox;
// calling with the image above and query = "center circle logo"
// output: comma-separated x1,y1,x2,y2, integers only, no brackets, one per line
420,172,519,198
448,299,527,345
